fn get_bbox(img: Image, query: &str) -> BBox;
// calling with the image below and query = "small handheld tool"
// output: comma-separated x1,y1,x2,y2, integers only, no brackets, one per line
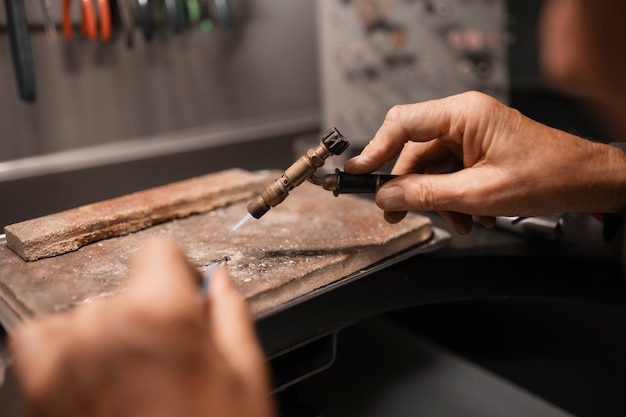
246,127,397,219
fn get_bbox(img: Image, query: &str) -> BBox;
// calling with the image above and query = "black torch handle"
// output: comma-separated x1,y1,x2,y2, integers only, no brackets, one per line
333,170,398,196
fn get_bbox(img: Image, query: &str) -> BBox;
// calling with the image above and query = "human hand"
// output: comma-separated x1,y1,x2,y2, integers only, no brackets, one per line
8,238,276,417
344,91,626,234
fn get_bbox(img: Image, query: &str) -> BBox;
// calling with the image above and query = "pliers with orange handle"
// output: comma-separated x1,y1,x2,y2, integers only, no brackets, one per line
63,0,111,42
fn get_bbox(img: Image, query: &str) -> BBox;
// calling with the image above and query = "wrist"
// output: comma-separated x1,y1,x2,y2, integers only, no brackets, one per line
605,142,626,213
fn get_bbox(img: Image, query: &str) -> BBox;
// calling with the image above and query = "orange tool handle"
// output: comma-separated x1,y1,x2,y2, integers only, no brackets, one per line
98,0,111,42
81,0,97,40
62,0,73,39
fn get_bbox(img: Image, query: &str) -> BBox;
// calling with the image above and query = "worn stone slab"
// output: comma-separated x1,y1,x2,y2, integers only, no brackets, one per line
0,171,434,324
4,168,272,261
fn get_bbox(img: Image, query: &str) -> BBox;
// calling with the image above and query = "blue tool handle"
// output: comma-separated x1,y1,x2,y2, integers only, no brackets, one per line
4,0,36,102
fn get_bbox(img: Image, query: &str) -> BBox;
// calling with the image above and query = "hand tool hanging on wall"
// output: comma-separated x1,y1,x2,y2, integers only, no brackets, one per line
57,0,240,45
4,0,36,102
38,0,57,40
0,0,244,103
80,0,97,40
208,0,234,29
137,0,155,41
97,0,112,42
62,0,73,39
63,0,112,42
164,0,182,33
117,0,136,47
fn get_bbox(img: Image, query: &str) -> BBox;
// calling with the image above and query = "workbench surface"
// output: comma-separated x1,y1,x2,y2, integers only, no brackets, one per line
0,172,434,330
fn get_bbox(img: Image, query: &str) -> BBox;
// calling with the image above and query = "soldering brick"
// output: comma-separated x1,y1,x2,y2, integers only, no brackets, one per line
4,168,274,261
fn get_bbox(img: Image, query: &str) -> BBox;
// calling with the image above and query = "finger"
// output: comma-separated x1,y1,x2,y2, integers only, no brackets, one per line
344,97,456,174
207,267,267,379
475,215,496,229
438,211,474,235
344,120,410,174
383,210,407,224
124,238,201,321
392,140,457,175
391,141,430,175
376,165,506,214
208,268,276,417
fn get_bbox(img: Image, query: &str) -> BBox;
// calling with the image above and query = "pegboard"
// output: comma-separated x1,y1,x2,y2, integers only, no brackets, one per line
317,0,510,145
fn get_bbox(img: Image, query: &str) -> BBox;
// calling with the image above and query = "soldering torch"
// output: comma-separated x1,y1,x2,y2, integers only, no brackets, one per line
246,127,397,219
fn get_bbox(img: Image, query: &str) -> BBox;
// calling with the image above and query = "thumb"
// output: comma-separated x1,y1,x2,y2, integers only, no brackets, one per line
376,170,495,214
207,267,276,417
207,267,268,377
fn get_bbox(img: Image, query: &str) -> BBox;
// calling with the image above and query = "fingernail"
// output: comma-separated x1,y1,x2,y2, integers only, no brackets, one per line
378,186,405,210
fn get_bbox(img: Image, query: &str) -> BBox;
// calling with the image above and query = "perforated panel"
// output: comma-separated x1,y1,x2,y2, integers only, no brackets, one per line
317,0,510,145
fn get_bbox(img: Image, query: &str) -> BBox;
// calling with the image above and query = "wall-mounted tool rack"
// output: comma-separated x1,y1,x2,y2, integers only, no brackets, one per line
1,0,243,102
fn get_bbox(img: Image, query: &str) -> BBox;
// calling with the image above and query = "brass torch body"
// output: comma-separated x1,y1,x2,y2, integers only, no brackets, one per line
247,142,334,219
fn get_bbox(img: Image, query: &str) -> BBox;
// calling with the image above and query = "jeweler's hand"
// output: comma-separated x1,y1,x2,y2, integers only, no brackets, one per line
344,91,626,234
9,238,276,417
